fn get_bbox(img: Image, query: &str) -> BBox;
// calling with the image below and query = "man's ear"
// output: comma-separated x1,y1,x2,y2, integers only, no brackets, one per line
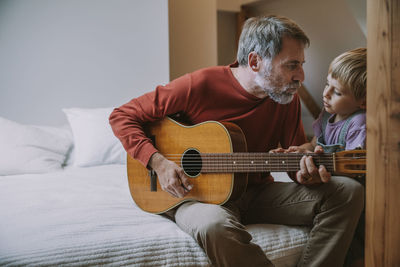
248,52,261,72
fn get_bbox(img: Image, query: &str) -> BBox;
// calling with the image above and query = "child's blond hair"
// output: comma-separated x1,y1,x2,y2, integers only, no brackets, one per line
328,47,366,100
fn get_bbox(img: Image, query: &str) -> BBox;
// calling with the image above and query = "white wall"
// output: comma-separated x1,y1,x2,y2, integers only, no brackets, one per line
246,0,366,135
347,0,366,36
0,0,169,126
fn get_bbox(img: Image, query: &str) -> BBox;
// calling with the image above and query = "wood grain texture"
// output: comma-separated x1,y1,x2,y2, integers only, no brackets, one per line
127,118,247,214
366,0,400,266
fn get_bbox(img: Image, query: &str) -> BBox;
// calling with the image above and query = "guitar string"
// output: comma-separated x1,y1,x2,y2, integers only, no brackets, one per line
166,160,337,164
161,152,365,155
161,158,361,171
164,165,362,172
160,157,364,161
160,156,365,162
154,154,365,171
159,156,366,170
161,160,364,163
160,162,353,167
160,158,366,161
166,164,336,167
160,154,366,159
160,153,366,159
162,153,365,156
140,152,364,172
166,160,337,167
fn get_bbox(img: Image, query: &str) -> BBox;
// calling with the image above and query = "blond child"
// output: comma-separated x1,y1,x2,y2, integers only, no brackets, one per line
287,47,367,267
289,47,366,154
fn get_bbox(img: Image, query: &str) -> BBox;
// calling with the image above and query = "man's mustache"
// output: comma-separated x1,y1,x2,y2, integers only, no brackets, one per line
288,81,301,88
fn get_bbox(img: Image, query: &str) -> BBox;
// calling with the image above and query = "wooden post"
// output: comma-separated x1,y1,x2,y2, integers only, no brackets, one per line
366,0,400,266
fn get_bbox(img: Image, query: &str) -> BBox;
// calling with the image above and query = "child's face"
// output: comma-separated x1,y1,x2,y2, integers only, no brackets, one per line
323,74,365,121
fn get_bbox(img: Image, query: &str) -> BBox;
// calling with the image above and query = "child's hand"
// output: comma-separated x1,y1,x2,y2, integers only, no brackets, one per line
269,145,314,154
269,147,287,153
286,146,311,153
314,145,324,153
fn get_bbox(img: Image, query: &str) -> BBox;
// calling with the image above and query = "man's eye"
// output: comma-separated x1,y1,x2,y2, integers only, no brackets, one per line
287,64,297,70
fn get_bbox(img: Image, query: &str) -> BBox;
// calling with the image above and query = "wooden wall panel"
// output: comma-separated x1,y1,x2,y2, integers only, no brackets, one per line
168,0,218,81
366,0,400,266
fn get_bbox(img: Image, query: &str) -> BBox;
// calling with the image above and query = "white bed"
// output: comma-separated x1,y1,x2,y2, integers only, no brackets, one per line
0,108,309,266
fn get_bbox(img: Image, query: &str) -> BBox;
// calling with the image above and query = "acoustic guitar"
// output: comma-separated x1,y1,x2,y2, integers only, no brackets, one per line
127,117,366,214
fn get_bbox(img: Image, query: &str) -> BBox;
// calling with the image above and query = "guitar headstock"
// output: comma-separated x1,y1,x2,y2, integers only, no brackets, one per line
334,150,366,174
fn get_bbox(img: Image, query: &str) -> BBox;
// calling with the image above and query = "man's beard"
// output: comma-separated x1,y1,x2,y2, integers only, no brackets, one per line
267,85,298,104
255,63,301,104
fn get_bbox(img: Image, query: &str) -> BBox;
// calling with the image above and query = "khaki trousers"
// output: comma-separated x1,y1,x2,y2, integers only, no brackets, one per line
166,176,364,267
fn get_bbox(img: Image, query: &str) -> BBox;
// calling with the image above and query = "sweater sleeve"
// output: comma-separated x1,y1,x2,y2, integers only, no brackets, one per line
109,74,192,167
279,94,308,148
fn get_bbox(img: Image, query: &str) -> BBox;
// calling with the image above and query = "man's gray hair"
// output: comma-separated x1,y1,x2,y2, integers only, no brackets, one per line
237,15,310,66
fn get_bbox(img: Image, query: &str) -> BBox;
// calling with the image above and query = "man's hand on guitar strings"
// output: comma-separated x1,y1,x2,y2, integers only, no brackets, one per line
149,152,193,198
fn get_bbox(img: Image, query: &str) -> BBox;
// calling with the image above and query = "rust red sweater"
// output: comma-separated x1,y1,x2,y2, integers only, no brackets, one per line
110,64,307,176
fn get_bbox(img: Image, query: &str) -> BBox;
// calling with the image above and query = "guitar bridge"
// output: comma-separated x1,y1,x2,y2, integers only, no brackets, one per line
149,169,157,192
149,134,157,192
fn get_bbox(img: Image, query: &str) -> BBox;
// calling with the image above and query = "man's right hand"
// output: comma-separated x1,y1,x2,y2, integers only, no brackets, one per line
148,152,193,198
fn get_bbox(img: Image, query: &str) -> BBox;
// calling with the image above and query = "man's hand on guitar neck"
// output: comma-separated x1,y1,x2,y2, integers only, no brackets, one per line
296,146,331,185
270,145,331,185
148,152,193,198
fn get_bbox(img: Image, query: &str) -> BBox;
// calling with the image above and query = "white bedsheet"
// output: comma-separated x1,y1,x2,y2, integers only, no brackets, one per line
0,165,308,266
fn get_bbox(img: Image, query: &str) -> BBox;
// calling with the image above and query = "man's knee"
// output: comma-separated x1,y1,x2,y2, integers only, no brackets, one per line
192,210,268,267
195,214,251,245
331,176,365,213
175,202,246,242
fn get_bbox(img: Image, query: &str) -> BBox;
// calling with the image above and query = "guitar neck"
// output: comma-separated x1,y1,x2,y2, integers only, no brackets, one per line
199,152,335,173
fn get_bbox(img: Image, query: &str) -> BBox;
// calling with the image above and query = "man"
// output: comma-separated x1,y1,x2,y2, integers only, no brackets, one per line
110,15,364,267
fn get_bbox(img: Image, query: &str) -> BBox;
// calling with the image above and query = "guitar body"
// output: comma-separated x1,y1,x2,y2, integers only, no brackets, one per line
127,118,248,214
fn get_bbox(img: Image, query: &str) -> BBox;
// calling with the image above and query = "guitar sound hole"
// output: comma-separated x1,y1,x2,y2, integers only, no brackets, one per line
181,149,202,177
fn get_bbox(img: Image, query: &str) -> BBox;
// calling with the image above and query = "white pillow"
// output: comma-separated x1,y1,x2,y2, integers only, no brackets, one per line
32,124,74,166
0,117,73,175
62,107,125,167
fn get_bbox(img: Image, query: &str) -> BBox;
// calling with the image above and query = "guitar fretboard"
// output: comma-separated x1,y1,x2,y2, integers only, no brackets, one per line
199,153,335,173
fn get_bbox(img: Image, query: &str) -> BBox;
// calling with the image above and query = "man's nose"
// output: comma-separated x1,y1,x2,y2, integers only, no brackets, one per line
293,66,305,83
